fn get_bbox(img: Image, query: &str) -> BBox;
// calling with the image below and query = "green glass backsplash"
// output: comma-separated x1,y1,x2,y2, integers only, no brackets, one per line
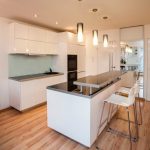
9,55,52,77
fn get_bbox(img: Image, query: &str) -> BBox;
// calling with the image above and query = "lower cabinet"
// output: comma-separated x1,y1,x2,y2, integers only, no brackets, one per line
78,71,86,79
9,75,64,111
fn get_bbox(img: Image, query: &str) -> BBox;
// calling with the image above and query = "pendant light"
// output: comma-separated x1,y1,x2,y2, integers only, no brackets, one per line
93,30,98,46
103,34,109,47
77,23,84,42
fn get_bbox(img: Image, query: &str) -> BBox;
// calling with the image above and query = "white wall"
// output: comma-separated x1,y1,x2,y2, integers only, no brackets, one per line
85,29,120,76
85,31,98,76
144,25,150,100
0,18,11,110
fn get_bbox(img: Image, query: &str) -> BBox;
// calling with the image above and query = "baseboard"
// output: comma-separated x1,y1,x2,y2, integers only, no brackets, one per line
21,102,47,112
0,106,12,113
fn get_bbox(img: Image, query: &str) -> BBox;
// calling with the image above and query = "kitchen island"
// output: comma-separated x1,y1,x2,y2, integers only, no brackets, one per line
47,71,127,147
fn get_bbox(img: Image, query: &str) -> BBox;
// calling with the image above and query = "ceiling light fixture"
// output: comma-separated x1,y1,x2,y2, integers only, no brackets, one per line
103,34,109,47
34,14,38,18
102,16,108,20
55,21,58,25
93,30,98,46
77,23,84,42
89,8,98,13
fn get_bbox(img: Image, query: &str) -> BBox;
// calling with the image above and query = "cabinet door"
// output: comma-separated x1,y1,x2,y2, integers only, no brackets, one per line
46,31,58,43
21,80,45,110
78,45,86,72
78,71,85,79
68,44,78,55
13,39,28,54
28,41,45,54
45,43,58,55
28,26,46,42
14,23,28,39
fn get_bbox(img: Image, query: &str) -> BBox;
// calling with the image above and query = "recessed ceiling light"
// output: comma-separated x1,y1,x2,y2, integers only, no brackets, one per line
102,16,108,20
34,14,38,18
55,21,58,25
89,8,98,13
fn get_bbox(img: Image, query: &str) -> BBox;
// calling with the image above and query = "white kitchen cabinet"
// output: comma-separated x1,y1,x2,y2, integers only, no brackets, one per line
46,31,58,43
45,43,59,55
28,40,45,54
9,23,29,54
9,22,59,55
78,71,86,79
9,75,65,111
68,44,78,55
28,26,46,42
12,23,28,39
13,39,29,54
78,45,86,72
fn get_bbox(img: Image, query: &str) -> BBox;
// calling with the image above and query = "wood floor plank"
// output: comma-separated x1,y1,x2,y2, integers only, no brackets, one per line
0,99,150,150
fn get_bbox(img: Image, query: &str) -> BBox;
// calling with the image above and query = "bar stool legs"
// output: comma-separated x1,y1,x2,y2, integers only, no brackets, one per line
133,103,139,139
127,107,132,149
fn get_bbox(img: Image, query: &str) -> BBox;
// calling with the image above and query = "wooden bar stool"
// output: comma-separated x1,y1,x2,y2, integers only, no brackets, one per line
96,87,138,150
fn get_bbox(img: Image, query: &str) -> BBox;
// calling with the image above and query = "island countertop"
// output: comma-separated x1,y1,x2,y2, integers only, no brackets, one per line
47,71,126,97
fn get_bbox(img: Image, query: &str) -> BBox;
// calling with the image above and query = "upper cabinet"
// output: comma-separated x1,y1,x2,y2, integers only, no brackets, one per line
9,22,59,55
14,23,28,39
59,32,85,45
28,26,46,42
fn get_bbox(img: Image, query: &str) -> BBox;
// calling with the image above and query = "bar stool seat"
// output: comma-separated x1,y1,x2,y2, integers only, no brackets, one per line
117,87,130,95
105,94,132,107
116,81,143,125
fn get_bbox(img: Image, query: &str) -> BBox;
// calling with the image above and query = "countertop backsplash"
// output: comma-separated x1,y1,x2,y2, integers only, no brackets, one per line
8,54,53,77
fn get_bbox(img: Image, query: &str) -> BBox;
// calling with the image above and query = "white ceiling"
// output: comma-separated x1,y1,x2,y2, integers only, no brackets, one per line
0,0,150,32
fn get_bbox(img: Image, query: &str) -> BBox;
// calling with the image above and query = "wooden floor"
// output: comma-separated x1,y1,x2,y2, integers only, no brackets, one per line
0,99,150,150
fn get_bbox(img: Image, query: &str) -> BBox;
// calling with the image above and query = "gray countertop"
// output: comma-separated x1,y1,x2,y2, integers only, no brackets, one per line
9,72,64,82
47,71,126,98
74,71,126,89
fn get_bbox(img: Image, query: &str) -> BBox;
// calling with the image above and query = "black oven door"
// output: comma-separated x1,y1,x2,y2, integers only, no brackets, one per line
67,71,77,91
67,55,77,71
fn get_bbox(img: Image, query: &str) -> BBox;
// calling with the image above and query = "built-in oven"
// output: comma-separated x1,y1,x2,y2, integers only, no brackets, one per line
67,55,77,72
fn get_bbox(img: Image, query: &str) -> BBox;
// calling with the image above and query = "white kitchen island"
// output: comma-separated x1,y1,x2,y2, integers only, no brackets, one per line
47,71,128,147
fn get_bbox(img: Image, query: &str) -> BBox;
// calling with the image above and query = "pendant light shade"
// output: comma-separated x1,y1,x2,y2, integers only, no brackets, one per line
77,23,84,42
93,30,98,46
103,34,109,47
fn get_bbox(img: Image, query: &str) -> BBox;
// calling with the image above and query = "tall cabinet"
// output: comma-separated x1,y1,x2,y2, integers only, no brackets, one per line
57,32,86,79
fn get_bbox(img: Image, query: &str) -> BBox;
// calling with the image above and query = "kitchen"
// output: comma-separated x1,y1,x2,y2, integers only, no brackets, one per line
0,0,150,150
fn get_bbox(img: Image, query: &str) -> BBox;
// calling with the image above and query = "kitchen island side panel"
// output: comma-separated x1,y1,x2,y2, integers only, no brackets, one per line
47,89,91,147
90,80,122,145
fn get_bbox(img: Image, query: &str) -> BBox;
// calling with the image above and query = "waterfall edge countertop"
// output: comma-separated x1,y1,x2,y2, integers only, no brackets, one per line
47,71,127,98
9,72,64,82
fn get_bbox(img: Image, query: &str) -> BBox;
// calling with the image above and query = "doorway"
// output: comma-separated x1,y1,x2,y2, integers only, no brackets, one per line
120,40,144,97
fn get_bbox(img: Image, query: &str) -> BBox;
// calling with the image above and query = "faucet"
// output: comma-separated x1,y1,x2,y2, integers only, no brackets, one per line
49,68,52,72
